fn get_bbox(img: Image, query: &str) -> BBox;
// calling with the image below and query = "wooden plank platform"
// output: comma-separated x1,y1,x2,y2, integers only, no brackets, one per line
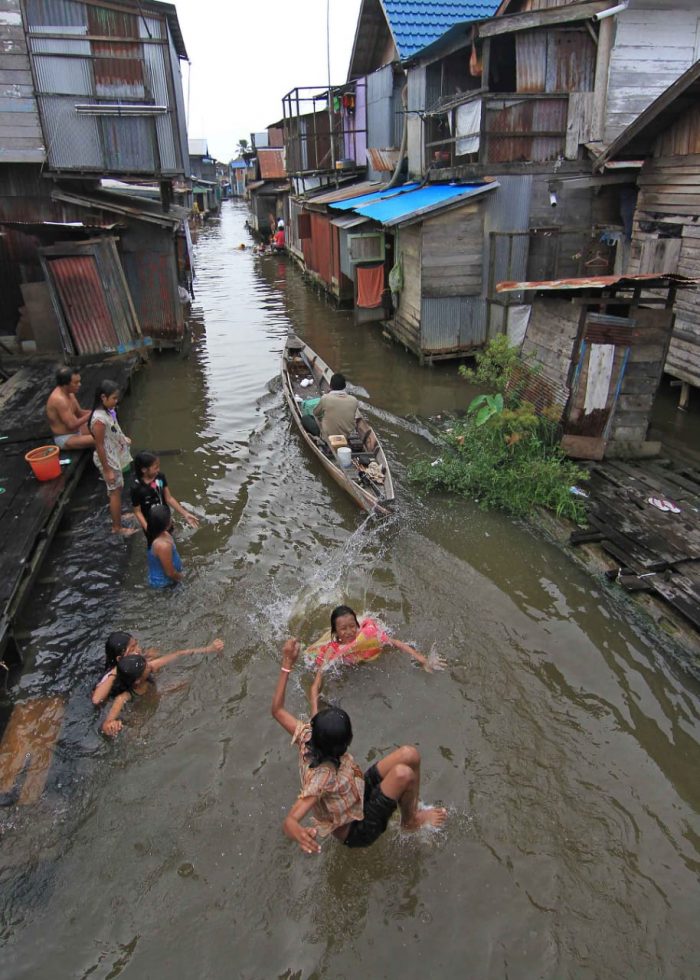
0,354,142,670
0,696,65,805
571,457,700,631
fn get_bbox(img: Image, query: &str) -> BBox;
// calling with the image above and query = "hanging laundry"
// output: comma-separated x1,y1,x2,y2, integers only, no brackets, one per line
356,264,385,309
469,42,483,77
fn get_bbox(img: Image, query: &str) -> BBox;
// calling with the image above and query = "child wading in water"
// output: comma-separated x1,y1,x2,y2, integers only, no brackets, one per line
272,639,447,854
95,638,223,737
306,605,446,672
131,451,199,533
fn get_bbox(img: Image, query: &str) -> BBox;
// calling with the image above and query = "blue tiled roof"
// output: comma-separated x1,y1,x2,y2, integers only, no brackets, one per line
383,1,501,59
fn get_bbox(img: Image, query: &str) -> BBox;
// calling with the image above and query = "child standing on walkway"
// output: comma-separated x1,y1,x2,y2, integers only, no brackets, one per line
89,380,135,535
272,638,447,854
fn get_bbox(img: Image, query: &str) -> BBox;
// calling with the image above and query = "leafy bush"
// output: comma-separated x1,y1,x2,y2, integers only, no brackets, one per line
459,335,521,391
410,402,587,521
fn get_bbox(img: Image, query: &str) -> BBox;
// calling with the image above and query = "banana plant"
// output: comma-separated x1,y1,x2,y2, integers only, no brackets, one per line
467,393,504,426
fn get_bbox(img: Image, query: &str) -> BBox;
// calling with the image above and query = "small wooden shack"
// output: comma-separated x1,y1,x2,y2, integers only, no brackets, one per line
327,180,498,361
496,274,699,460
598,60,700,410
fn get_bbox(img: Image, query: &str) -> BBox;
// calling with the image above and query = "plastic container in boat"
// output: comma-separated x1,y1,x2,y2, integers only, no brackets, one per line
25,445,61,481
337,446,352,469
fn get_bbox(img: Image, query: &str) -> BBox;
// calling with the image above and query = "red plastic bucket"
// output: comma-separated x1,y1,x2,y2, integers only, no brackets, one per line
25,445,61,481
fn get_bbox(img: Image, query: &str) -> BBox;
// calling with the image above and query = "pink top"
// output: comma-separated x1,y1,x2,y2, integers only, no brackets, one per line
310,617,390,667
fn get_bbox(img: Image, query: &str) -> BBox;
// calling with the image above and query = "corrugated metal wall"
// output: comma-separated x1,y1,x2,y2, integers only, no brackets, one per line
407,66,425,178
367,65,394,179
24,0,185,175
420,296,488,354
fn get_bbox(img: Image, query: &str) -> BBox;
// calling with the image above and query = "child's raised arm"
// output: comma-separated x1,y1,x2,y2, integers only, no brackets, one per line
149,638,224,673
271,638,302,735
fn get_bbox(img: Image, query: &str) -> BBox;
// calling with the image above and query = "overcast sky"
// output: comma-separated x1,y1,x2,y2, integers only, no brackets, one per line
174,0,363,162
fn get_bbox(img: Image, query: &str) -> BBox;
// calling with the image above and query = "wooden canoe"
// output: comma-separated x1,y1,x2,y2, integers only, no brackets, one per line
281,334,395,513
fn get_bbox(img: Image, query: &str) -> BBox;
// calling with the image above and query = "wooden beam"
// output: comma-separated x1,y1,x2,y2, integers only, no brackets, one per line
477,1,611,39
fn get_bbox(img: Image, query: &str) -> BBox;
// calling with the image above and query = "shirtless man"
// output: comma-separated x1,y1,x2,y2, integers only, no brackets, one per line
46,366,94,450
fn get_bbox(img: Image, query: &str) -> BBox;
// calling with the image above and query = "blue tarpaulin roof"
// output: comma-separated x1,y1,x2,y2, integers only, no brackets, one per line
383,1,502,60
330,182,420,211
333,181,497,227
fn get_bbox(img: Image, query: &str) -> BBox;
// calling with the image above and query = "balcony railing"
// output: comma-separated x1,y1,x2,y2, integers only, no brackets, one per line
282,86,367,182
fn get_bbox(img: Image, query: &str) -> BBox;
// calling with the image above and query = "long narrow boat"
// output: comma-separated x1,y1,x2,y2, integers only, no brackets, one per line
281,334,395,513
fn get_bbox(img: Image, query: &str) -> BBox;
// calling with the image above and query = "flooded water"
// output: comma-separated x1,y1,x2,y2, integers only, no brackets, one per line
1,202,699,979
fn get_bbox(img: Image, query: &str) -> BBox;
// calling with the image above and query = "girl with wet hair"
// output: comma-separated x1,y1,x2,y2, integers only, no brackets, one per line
271,639,447,854
131,451,199,533
98,639,224,737
146,504,183,587
305,604,444,673
88,380,136,535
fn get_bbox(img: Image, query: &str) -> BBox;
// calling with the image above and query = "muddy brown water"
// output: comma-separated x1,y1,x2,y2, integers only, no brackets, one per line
1,202,698,979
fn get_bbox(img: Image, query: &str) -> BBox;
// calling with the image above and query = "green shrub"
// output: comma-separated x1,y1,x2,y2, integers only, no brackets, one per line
459,335,520,391
410,403,587,521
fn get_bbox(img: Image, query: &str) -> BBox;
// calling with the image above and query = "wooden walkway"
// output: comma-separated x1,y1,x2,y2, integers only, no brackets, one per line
571,457,700,631
0,354,141,674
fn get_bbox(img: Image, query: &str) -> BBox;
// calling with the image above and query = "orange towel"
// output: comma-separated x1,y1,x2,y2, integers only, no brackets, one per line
356,264,384,308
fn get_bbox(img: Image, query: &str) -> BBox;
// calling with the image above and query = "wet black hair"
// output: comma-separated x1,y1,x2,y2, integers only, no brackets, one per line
116,654,147,690
55,365,78,387
330,373,346,391
330,605,359,640
105,631,132,670
146,504,172,548
306,707,353,769
134,451,159,481
89,379,120,427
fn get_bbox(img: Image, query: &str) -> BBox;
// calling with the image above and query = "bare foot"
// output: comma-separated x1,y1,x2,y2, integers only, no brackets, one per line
401,807,448,831
112,526,139,537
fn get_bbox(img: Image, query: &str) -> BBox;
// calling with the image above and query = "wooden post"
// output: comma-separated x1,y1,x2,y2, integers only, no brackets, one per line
679,382,690,412
591,17,614,142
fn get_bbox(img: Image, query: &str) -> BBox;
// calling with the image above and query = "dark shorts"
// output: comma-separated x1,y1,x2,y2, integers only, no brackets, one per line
343,763,398,849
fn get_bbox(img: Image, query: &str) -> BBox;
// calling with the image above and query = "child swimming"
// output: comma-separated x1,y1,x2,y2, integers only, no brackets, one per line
305,605,446,672
272,638,447,854
95,638,224,737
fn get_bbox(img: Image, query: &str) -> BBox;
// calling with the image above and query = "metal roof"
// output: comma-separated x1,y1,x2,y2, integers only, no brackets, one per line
383,1,501,59
330,214,372,229
305,180,388,206
496,274,700,293
258,148,287,180
335,181,497,227
329,182,420,211
51,189,185,227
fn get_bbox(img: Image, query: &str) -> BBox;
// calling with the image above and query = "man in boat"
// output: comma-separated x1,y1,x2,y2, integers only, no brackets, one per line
272,221,285,252
313,373,360,443
46,366,95,450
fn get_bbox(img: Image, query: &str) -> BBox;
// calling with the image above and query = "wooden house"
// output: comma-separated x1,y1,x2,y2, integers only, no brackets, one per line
0,0,191,348
496,274,699,459
394,0,700,352
598,60,700,411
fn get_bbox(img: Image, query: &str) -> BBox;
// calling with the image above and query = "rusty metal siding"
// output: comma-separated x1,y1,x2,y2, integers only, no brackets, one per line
258,149,286,179
484,97,567,163
121,250,182,343
420,296,488,353
516,33,546,93
44,254,118,354
92,44,145,99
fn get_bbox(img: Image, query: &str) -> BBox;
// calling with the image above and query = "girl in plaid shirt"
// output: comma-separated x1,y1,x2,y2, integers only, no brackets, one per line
272,639,447,854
